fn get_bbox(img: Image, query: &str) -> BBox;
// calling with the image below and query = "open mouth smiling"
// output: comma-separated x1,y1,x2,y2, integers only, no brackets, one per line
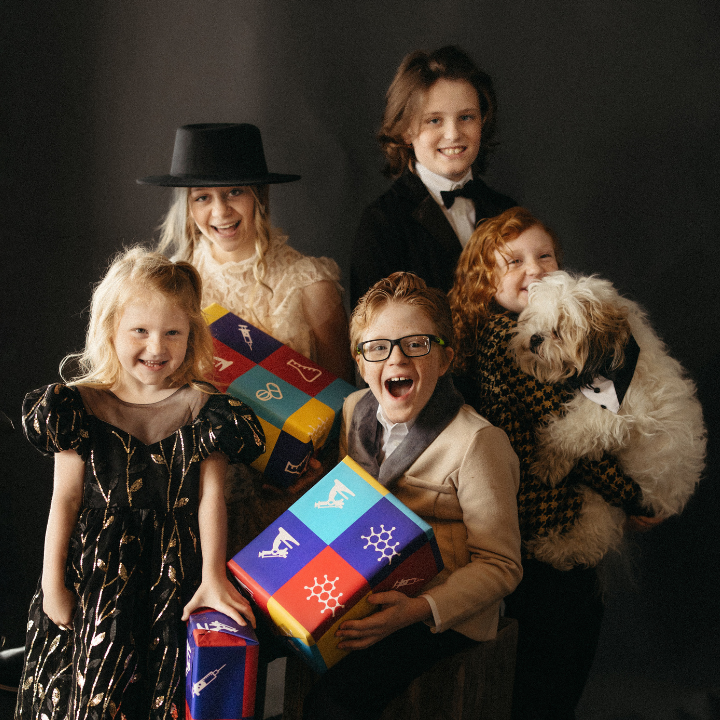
385,377,414,398
212,220,240,234
140,360,168,369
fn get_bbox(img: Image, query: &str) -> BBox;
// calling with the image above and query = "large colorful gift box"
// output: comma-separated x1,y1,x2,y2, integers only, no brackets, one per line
186,609,259,720
227,456,444,674
205,303,356,488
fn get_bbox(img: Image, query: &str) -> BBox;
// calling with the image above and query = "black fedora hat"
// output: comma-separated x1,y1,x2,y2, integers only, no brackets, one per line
137,123,301,187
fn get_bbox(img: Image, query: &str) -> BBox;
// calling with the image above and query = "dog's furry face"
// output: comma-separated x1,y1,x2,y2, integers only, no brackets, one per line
510,271,632,386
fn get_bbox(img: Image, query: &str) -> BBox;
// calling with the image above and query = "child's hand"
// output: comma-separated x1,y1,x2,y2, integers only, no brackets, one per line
334,591,431,651
262,456,324,497
42,584,76,630
182,575,256,629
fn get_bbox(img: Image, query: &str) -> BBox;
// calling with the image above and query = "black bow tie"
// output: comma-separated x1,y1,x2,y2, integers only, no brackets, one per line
440,180,477,209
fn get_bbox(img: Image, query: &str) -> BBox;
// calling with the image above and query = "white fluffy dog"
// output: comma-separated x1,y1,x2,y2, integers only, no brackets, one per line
509,271,706,569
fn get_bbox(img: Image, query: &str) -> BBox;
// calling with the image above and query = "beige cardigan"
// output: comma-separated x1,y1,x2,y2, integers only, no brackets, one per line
341,389,522,641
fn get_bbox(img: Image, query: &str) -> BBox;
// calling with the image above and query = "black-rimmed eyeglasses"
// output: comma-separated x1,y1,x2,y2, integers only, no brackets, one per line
356,334,447,362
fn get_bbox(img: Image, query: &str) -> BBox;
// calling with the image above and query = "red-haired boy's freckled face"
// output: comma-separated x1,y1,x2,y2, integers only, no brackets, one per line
189,186,257,263
493,226,559,314
356,302,453,425
113,292,189,394
404,79,482,181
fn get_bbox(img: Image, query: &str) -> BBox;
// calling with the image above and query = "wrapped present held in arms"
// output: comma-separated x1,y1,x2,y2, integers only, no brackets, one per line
227,456,444,674
186,609,259,720
205,303,355,488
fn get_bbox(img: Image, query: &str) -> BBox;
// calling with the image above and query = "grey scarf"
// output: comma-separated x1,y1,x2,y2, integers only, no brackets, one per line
347,374,464,486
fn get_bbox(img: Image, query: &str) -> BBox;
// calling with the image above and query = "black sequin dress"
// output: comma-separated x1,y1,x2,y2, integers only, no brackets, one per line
15,383,264,720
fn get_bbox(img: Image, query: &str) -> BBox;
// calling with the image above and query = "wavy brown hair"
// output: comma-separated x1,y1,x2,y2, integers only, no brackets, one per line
62,246,215,392
449,207,563,373
378,45,498,177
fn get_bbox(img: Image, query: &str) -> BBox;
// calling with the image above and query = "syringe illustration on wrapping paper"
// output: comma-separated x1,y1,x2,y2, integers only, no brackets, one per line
192,665,226,696
238,324,253,351
195,620,239,634
259,527,300,558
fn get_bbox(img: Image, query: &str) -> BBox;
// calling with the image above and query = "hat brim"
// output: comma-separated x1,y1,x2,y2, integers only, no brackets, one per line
136,173,301,187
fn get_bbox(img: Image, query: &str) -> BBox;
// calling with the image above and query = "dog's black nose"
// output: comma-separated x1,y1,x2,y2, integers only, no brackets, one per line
530,334,544,353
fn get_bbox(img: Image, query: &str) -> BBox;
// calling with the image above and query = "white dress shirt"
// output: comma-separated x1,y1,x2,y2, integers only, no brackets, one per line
376,404,415,464
415,163,476,247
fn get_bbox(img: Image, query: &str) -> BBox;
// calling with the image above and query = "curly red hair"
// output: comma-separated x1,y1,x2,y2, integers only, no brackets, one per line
449,207,563,373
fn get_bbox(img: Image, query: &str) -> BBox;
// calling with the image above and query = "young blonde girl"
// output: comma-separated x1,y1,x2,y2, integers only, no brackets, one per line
351,45,516,306
16,248,265,720
449,207,657,720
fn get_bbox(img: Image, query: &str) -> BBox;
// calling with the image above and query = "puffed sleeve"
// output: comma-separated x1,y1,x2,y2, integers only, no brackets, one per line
22,383,90,458
196,392,265,466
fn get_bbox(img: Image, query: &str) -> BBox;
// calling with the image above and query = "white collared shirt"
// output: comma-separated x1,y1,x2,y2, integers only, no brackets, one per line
376,404,415,464
415,163,476,247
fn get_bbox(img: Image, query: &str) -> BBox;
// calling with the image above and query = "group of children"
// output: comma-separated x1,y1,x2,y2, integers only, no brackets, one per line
15,45,660,720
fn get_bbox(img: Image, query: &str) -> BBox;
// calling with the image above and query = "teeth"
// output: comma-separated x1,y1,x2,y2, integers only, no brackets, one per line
440,147,463,155
388,377,410,382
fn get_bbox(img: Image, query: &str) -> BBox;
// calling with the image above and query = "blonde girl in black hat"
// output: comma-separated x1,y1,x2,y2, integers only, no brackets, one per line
140,123,353,384
139,124,353,554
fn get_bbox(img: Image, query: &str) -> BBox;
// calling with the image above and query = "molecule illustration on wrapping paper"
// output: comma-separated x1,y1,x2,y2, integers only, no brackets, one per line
361,525,400,564
305,575,345,616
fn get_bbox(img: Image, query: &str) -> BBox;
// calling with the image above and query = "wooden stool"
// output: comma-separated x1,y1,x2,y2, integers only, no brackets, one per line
282,617,518,720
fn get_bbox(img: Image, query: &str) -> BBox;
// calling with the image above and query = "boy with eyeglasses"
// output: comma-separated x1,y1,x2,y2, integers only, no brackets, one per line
303,272,522,720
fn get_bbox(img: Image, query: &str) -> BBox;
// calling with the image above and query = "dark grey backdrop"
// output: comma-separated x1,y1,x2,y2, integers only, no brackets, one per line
2,2,718,717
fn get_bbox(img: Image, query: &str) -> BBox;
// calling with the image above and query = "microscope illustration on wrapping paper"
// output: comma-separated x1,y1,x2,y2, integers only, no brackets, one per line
314,478,355,509
259,527,300,558
213,356,233,372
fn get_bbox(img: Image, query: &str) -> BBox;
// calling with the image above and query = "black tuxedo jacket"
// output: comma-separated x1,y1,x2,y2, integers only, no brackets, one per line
350,168,516,306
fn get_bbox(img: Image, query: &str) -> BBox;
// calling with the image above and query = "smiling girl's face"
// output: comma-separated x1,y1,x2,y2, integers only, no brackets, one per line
189,186,257,264
493,226,560,314
404,78,482,181
112,290,190,402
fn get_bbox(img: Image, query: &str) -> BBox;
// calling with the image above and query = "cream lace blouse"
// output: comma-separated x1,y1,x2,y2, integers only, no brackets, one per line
191,232,342,361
